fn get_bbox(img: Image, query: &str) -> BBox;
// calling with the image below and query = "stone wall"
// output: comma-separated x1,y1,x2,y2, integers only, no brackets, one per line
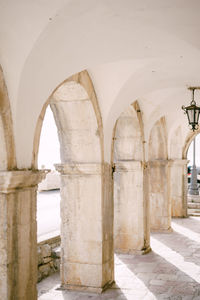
38,170,60,191
37,236,61,282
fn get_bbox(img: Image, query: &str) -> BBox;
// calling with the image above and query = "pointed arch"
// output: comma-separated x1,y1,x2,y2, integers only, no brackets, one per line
182,129,200,159
169,125,182,159
32,70,103,168
112,101,150,254
149,116,168,161
112,101,144,163
32,69,114,291
169,126,187,217
0,65,16,170
148,116,171,231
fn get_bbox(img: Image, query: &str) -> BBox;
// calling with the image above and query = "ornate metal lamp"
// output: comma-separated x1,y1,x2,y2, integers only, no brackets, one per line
182,87,200,131
182,87,200,195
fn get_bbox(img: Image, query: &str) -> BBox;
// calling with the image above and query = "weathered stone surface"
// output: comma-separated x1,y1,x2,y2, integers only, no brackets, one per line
0,170,46,300
41,244,51,258
113,105,150,255
37,239,61,282
148,118,172,232
38,170,60,191
43,257,52,264
56,162,114,292
54,258,60,270
39,264,51,277
169,159,188,217
114,160,150,253
52,246,60,258
38,247,43,265
113,106,143,161
0,66,16,171
37,271,42,283
148,160,171,231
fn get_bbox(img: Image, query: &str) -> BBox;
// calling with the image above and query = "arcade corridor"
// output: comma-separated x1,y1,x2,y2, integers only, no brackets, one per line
38,217,200,300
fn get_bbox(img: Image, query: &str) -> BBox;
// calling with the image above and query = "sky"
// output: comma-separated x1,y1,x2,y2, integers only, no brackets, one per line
38,106,60,169
187,134,200,166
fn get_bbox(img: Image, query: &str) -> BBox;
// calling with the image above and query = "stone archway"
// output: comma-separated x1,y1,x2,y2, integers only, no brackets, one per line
182,130,200,160
0,65,16,170
112,101,150,254
33,70,114,293
182,129,200,216
0,66,45,300
169,126,187,217
148,117,171,231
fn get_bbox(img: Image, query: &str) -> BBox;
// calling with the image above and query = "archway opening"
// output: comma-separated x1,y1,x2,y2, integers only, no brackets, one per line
187,133,200,216
37,71,114,293
37,106,61,243
36,105,61,284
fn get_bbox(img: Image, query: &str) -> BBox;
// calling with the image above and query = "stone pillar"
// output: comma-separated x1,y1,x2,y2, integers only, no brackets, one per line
189,138,199,195
114,161,150,254
148,160,171,231
55,162,114,293
0,170,46,300
169,159,188,217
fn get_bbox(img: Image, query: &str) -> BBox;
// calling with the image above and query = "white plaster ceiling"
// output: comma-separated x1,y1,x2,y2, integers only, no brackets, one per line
0,0,200,166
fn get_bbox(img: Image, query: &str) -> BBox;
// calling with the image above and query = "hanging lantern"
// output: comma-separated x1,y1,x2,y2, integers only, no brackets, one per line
182,88,200,131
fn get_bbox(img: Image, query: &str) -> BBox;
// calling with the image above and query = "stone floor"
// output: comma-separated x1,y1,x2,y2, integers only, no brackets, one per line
38,217,200,300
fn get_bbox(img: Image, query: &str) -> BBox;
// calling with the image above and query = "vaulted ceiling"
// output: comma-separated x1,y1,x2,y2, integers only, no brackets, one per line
0,0,200,166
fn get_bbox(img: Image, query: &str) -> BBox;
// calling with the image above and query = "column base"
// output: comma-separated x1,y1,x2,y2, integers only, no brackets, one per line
58,280,115,294
172,215,189,219
188,189,199,196
151,227,173,233
115,246,151,255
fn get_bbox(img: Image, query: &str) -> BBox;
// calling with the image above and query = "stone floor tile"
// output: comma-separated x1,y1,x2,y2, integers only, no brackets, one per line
136,272,157,284
156,296,182,300
170,283,197,296
149,279,168,286
177,274,194,282
154,264,178,274
156,274,178,281
182,296,196,300
143,292,157,300
153,295,171,300
148,284,171,294
134,263,157,273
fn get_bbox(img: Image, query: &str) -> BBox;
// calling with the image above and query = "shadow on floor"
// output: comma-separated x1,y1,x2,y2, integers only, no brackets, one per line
118,249,200,299
151,225,200,267
172,216,200,235
38,218,200,299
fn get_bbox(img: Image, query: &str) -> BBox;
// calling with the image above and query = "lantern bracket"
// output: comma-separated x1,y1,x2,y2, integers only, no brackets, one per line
182,87,200,131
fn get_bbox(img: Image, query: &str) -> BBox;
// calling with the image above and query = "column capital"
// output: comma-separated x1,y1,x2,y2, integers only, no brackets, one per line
0,169,48,193
114,160,144,172
148,159,169,167
55,162,103,175
168,159,189,166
